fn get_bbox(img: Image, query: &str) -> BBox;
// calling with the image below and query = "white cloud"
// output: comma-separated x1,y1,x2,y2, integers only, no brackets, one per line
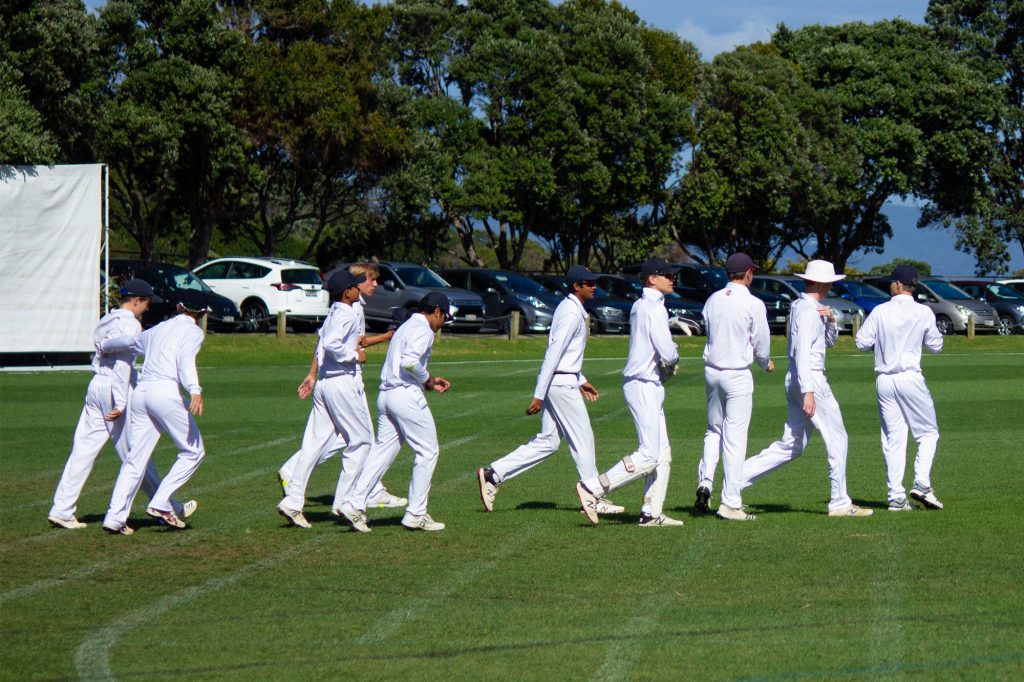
675,17,776,60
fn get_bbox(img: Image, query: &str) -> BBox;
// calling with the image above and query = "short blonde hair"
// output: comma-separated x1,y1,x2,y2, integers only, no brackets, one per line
349,261,379,279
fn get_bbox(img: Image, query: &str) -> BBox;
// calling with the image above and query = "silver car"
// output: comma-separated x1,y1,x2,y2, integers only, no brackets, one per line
864,277,1000,335
751,274,865,333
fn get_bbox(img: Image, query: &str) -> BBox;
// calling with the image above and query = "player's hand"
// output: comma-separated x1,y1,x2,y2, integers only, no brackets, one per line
297,376,315,400
356,347,367,364
580,382,599,402
803,392,816,418
189,393,204,416
766,360,775,373
104,408,123,422
816,305,835,323
526,397,543,415
426,376,451,393
358,335,367,348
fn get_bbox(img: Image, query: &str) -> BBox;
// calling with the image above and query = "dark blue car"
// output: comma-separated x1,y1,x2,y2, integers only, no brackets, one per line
831,279,889,314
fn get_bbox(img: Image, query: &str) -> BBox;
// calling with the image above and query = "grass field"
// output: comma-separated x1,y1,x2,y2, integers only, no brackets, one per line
2,334,1023,681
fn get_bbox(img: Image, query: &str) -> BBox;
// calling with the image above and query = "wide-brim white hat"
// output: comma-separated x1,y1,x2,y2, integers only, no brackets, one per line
796,260,846,283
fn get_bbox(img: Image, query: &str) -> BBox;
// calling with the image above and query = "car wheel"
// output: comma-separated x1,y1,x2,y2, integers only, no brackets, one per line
241,300,269,333
935,314,954,335
998,315,1015,336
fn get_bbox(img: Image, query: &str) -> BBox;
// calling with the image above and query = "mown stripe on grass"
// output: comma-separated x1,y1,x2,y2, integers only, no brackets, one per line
737,652,1024,680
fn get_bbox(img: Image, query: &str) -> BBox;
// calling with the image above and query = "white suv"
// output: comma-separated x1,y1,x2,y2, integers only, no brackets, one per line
193,257,328,332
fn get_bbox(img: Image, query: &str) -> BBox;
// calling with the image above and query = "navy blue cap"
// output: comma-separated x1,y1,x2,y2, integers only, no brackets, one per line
725,253,758,274
120,278,163,303
327,270,366,295
177,290,210,313
566,264,597,283
890,264,918,286
639,257,681,282
420,291,453,320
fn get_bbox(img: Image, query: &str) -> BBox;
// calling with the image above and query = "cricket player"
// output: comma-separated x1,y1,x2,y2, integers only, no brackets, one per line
855,264,944,511
102,290,210,533
48,280,194,530
277,262,405,509
740,260,872,517
277,270,373,529
476,264,623,517
337,292,452,532
576,258,683,526
695,253,774,521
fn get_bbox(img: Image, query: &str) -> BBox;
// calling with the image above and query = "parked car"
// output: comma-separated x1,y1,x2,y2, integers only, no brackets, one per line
997,279,1024,297
107,259,239,331
192,257,329,332
326,262,485,333
864,276,1000,335
594,273,705,334
751,274,865,333
438,268,562,334
672,264,790,333
533,274,631,334
950,280,1024,335
830,279,889,314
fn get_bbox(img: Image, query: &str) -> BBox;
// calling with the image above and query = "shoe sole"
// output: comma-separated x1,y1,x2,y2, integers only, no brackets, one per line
401,523,444,532
910,492,943,510
477,468,494,512
48,517,86,530
146,508,185,529
102,525,134,536
695,489,711,514
576,483,599,525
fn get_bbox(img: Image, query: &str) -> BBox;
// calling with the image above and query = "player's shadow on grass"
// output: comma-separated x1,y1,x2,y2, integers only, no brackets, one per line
79,513,175,531
515,501,558,510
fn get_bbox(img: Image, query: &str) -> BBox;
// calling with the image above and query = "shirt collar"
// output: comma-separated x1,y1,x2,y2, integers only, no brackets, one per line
642,287,665,302
568,293,588,315
725,282,748,294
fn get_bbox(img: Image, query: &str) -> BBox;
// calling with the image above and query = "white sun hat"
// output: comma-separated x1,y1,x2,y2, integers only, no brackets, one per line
795,260,847,283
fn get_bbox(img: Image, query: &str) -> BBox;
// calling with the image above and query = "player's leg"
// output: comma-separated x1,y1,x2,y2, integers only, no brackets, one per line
329,376,374,510
641,410,673,518
742,373,810,490
876,374,910,507
348,391,403,512
583,380,660,496
280,381,341,512
146,386,205,516
808,378,853,512
489,395,563,483
103,385,162,531
549,383,601,482
389,388,441,519
50,378,112,524
719,369,754,512
697,367,724,494
899,373,941,507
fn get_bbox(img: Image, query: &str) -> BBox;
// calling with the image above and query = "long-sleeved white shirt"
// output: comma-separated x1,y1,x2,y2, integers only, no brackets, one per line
702,282,771,371
533,294,590,400
318,302,362,378
380,313,435,391
788,293,838,392
92,309,141,410
623,288,679,382
133,314,205,394
855,294,943,373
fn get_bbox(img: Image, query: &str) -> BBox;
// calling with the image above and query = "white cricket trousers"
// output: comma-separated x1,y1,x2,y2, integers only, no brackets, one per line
490,379,599,484
50,376,178,520
280,373,372,511
348,385,439,516
104,381,205,528
697,366,753,509
583,379,671,516
741,371,852,511
876,371,939,502
278,371,384,500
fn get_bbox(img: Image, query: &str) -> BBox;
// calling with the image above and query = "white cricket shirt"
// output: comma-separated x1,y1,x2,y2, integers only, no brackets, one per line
92,308,141,410
855,294,943,373
318,302,362,378
788,293,838,392
534,294,589,400
702,282,771,370
380,313,435,391
623,288,679,382
134,314,205,394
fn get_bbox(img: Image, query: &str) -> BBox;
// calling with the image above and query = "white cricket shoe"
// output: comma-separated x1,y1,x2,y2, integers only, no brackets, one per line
336,501,371,533
182,500,198,518
576,483,600,525
888,498,913,512
401,512,445,532
147,507,186,529
910,485,944,510
716,505,756,521
828,505,873,518
638,513,684,527
596,498,625,514
366,489,407,509
477,467,498,512
276,504,311,529
48,515,87,530
103,523,134,536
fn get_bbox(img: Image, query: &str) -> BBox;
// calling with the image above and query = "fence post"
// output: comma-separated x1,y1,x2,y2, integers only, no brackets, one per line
509,311,520,343
967,312,975,339
200,313,208,335
277,311,287,339
851,312,861,337
435,327,443,343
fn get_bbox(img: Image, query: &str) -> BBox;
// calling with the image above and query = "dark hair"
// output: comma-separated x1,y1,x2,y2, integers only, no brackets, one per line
417,301,440,315
728,271,747,281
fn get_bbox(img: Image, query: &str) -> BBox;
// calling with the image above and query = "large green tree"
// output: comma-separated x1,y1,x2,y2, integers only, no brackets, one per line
924,0,1024,274
97,0,248,265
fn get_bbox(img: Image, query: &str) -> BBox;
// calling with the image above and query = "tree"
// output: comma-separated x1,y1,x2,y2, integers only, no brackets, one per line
0,65,58,164
924,0,1024,274
868,258,932,276
97,0,248,265
774,20,999,270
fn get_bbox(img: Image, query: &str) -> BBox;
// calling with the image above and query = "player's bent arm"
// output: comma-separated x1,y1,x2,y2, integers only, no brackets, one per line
854,314,877,351
177,330,204,395
751,302,772,369
923,310,944,354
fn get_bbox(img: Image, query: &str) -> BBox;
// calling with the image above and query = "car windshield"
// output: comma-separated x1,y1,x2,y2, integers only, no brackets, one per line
493,272,548,295
841,280,888,297
153,265,212,293
395,266,449,288
698,266,728,289
282,268,322,285
986,284,1024,300
923,280,971,299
